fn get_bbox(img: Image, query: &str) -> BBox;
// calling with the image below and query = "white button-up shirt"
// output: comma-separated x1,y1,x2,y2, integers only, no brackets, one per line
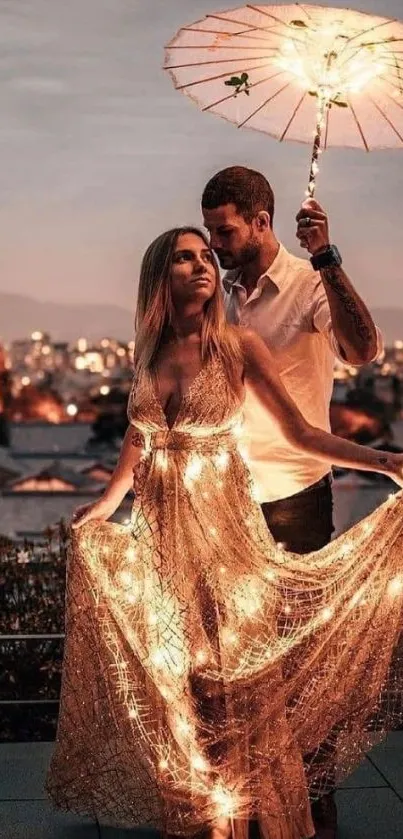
223,244,383,503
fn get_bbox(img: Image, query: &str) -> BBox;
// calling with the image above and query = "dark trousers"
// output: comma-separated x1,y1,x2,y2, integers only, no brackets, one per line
261,474,334,553
261,474,336,800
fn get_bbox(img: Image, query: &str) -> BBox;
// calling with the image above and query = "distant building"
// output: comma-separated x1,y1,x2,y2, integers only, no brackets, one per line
6,461,102,494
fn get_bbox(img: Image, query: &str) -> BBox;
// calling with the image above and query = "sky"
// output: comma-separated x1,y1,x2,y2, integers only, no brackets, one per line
0,0,402,318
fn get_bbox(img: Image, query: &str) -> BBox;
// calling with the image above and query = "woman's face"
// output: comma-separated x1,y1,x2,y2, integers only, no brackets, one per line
169,232,217,308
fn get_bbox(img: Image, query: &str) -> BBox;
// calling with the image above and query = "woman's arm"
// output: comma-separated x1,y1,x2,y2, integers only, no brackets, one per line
241,329,403,485
72,425,142,529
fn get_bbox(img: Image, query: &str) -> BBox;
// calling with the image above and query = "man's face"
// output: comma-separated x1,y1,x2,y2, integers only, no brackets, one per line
202,203,261,270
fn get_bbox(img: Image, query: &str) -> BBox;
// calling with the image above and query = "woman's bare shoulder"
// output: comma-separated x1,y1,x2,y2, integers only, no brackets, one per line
234,325,273,361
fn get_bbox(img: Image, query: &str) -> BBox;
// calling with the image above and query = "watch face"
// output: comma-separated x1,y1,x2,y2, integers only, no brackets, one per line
330,245,341,263
310,245,342,271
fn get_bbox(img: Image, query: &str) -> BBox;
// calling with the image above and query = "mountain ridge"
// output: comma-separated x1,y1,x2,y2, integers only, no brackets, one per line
0,291,402,346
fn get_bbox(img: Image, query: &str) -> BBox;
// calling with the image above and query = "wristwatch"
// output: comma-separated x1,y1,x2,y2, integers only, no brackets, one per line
310,245,342,271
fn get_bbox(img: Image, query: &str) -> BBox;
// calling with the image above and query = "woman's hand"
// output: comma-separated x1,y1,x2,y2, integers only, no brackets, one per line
71,496,119,530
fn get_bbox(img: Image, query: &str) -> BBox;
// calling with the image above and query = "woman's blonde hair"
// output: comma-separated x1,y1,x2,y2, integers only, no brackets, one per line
134,227,241,386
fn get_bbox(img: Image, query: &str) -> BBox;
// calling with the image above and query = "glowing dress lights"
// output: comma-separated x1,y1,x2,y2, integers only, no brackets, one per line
47,356,403,839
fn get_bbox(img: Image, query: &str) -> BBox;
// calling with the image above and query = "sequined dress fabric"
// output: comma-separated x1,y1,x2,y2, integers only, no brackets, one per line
46,356,403,839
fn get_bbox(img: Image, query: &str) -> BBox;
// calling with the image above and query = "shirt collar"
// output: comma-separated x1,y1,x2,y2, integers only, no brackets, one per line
222,243,290,294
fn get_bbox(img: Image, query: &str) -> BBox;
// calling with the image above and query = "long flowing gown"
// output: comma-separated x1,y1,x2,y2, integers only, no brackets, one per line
46,356,403,839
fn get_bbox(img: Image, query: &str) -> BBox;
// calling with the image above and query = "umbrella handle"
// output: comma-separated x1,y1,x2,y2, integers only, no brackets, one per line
306,95,330,199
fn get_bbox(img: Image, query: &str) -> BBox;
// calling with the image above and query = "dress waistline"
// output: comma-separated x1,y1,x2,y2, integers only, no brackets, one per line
145,428,239,453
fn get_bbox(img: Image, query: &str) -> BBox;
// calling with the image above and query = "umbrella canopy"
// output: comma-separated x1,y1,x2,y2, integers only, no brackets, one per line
165,3,403,192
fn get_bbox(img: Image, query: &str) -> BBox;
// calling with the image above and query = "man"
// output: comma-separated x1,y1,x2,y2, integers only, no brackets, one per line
201,166,382,839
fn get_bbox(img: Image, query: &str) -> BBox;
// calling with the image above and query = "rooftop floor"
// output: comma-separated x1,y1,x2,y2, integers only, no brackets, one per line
1,736,402,838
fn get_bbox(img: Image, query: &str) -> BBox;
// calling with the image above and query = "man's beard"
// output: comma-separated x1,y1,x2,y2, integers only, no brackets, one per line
217,239,260,270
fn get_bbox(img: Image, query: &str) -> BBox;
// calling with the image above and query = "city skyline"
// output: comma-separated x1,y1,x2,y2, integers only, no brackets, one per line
0,0,402,327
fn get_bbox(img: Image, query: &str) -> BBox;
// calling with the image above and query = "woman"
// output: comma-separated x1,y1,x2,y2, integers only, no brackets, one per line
46,228,403,839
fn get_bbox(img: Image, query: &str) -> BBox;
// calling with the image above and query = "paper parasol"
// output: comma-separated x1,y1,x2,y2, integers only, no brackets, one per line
164,3,403,195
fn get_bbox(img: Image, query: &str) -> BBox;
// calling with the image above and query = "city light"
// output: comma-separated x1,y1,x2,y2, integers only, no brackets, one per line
66,403,78,417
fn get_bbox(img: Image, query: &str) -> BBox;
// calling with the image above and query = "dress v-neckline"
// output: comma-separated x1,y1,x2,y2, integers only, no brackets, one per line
149,361,211,431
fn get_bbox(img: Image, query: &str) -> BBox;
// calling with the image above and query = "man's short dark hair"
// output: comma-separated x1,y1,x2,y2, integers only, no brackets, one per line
201,166,275,227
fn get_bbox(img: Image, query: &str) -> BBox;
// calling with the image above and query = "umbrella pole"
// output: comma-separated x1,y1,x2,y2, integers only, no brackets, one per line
306,95,330,199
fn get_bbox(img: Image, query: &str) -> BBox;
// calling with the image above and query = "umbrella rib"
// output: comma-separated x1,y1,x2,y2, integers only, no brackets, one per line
336,45,403,73
201,71,288,113
167,45,277,51
342,17,398,48
206,13,307,46
346,99,370,151
164,55,274,69
279,92,307,141
295,4,314,22
379,73,403,96
182,27,279,43
237,81,295,128
247,4,309,33
368,95,403,143
360,37,403,47
380,85,403,111
208,12,275,33
174,61,278,91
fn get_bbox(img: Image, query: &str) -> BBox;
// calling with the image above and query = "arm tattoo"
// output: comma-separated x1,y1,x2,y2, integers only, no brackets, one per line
321,266,374,344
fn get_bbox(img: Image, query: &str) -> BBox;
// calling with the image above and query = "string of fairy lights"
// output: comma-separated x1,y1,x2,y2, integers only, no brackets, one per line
270,19,398,196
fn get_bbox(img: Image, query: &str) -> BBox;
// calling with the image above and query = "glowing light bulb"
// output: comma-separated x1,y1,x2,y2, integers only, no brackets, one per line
211,784,238,818
176,715,192,736
222,627,238,646
341,540,354,556
159,758,169,770
184,454,203,485
387,575,403,597
284,603,292,615
350,591,364,608
214,450,229,471
151,648,165,669
192,754,208,772
195,649,208,665
128,707,138,719
362,522,373,536
155,450,168,472
321,606,334,622
119,569,135,589
125,546,137,563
